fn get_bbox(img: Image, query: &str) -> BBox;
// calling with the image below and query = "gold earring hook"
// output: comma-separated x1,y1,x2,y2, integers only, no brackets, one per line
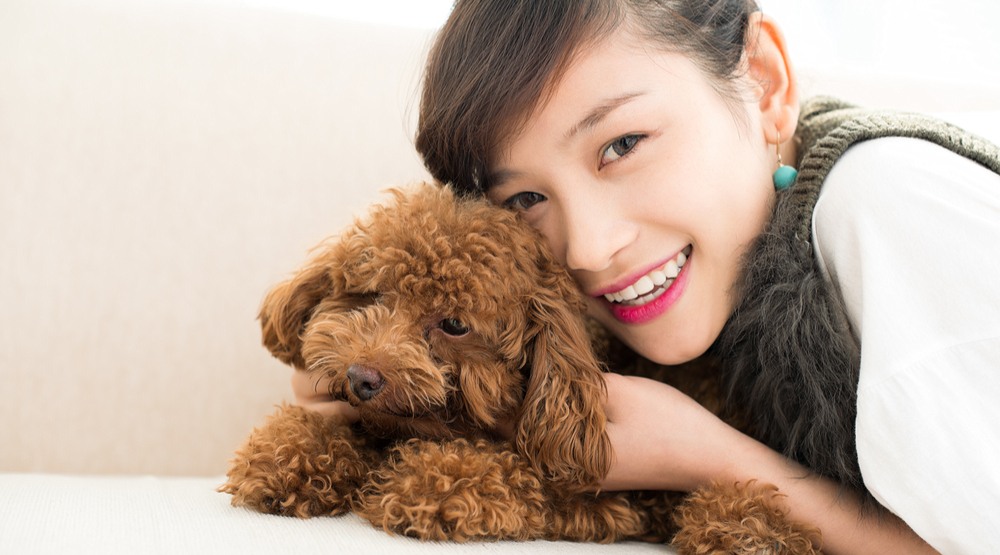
776,131,784,167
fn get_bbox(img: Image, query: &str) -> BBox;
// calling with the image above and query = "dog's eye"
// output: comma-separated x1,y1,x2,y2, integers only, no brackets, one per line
438,318,470,336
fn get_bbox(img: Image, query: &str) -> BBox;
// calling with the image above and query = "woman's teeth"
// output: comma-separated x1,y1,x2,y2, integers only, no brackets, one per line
604,246,690,306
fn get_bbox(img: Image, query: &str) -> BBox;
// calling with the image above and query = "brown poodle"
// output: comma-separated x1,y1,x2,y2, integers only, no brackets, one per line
221,183,820,553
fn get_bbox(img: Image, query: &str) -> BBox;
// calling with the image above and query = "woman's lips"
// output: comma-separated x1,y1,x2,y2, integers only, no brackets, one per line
602,246,692,325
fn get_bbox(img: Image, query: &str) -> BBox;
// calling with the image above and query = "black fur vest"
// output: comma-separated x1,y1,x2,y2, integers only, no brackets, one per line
713,97,1000,495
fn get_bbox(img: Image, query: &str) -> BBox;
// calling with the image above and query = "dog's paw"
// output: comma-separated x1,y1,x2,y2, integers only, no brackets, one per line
547,490,669,543
220,404,373,518
671,481,821,555
357,438,550,541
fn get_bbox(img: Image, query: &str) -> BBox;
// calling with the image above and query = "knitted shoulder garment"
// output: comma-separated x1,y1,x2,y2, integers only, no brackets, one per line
714,96,1000,494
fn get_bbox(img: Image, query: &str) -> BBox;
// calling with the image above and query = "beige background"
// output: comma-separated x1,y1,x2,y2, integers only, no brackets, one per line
1,0,433,475
2,0,998,477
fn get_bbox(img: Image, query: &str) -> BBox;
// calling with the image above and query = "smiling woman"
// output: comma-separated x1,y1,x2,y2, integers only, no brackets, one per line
412,1,1000,554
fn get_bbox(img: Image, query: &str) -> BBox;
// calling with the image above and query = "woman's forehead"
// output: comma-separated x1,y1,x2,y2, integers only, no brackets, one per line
507,40,696,143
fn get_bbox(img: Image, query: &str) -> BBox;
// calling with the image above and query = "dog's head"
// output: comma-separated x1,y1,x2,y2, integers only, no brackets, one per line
259,183,611,488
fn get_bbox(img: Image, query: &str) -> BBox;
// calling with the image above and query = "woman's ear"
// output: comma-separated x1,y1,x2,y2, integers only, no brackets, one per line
259,260,332,370
745,12,800,143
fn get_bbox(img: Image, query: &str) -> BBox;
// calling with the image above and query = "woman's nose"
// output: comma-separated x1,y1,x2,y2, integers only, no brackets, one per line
561,195,635,273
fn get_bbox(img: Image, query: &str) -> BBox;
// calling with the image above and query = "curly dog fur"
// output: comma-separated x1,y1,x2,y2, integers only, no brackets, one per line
221,183,821,553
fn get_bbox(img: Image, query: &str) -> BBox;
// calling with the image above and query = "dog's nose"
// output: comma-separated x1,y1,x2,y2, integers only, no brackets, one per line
347,364,384,401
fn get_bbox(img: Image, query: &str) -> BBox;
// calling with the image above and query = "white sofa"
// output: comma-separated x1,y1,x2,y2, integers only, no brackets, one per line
1,1,997,553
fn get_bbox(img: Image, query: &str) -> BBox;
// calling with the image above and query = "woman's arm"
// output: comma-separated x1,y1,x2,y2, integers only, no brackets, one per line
600,373,937,555
288,357,936,552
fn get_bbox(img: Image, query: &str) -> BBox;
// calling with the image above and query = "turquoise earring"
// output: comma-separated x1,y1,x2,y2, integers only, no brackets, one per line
772,133,797,191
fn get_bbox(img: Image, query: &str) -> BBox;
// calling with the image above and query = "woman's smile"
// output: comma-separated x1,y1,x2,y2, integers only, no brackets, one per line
595,246,692,324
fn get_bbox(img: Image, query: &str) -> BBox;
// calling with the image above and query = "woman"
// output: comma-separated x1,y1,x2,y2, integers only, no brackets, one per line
300,1,1000,552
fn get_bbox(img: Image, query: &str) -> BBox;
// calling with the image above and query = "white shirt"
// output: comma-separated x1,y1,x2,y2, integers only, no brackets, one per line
813,137,1000,554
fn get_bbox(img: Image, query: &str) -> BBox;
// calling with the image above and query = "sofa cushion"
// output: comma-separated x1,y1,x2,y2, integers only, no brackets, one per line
0,473,672,554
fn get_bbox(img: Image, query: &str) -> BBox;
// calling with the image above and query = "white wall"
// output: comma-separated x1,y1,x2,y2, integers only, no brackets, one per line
762,0,1000,110
201,0,1000,110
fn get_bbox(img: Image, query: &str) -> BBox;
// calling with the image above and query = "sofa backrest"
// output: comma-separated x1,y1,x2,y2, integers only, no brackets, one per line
1,0,433,475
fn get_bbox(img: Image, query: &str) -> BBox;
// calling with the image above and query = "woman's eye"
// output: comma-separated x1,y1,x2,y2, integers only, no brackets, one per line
439,318,470,336
502,191,546,211
600,134,643,167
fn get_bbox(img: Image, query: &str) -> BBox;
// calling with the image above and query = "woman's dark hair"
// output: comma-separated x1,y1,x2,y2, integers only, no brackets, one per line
416,0,760,195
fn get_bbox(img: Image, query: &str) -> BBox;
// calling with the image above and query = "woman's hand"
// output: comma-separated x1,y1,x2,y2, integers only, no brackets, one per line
600,373,937,555
600,372,747,491
290,370,360,422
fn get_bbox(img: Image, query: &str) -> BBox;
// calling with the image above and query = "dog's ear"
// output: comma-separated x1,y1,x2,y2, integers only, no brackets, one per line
515,274,613,490
259,260,332,369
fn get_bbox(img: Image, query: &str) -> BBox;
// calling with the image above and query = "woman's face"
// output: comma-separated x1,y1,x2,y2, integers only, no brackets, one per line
488,30,776,364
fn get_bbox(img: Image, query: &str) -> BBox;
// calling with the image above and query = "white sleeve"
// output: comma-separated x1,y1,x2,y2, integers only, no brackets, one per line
812,137,1000,554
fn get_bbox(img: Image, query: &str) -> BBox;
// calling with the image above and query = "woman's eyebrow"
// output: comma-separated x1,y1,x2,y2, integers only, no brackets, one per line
486,168,520,191
563,91,646,143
